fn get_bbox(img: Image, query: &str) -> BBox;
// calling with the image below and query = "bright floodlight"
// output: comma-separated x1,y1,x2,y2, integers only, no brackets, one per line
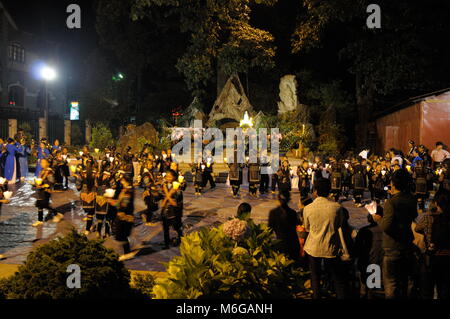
41,66,57,81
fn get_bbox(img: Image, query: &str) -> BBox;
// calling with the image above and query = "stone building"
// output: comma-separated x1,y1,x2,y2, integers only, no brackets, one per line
0,2,67,143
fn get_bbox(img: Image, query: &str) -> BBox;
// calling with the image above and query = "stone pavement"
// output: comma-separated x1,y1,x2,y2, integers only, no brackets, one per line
0,177,371,273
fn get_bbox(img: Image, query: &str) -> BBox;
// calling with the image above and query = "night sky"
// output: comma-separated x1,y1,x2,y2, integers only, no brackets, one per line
2,0,98,98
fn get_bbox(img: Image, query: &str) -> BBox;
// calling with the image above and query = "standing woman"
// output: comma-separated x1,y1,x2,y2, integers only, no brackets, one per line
35,141,50,177
277,160,292,194
5,138,19,184
75,161,97,235
17,137,31,182
111,173,135,260
0,139,6,177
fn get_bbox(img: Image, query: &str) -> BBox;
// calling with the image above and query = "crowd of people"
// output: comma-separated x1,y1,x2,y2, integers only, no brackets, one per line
1,133,450,298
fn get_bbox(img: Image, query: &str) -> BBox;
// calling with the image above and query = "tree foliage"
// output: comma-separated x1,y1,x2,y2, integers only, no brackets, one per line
131,0,277,98
89,123,114,150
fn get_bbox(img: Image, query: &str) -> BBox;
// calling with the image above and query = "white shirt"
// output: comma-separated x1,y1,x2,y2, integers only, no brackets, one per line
303,197,343,258
391,156,403,167
431,149,450,163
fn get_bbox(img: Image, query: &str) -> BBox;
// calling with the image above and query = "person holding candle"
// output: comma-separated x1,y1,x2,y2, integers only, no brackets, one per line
437,159,450,192
341,160,353,201
4,138,19,184
0,139,6,178
141,160,160,226
94,170,116,238
202,152,216,190
60,147,70,190
352,158,368,207
277,160,292,195
191,156,205,195
75,160,97,235
35,141,50,177
159,170,183,249
16,137,31,182
228,157,242,198
412,159,433,211
354,203,384,299
247,156,260,198
371,169,418,299
52,151,65,191
0,177,10,215
33,158,62,227
111,172,135,260
297,160,312,203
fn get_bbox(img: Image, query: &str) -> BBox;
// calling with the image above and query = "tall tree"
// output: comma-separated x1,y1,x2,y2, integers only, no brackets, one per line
130,0,277,101
292,0,450,147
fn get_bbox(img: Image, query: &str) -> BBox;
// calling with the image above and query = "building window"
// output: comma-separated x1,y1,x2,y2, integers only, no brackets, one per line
8,43,25,63
8,85,25,107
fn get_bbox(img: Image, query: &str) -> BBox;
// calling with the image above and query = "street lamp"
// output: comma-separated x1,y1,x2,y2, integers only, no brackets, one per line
40,65,57,138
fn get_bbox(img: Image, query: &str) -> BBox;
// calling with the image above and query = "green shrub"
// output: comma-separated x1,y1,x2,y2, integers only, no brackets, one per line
89,123,114,151
0,229,137,299
152,220,308,299
131,273,156,299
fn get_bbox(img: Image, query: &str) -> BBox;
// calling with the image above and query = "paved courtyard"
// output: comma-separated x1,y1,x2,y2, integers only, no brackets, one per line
0,177,370,273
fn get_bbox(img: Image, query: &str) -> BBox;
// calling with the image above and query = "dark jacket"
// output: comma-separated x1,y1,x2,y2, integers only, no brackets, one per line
268,204,300,260
378,192,418,251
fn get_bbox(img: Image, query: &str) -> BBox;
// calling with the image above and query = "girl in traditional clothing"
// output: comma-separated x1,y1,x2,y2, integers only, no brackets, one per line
94,170,116,238
192,156,205,195
0,177,10,215
35,141,50,177
141,160,160,226
110,173,135,260
75,160,97,235
159,170,183,249
17,138,31,182
277,160,292,194
4,138,19,184
33,158,63,227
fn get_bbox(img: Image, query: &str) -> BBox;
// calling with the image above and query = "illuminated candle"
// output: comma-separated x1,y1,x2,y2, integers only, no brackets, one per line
104,188,115,198
173,181,180,190
35,178,43,186
3,191,12,200
70,165,77,173
178,175,185,183
95,148,100,153
79,151,83,156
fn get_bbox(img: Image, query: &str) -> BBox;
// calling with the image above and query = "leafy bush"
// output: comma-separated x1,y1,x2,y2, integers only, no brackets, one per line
89,123,114,150
152,220,308,299
131,273,156,299
0,229,138,299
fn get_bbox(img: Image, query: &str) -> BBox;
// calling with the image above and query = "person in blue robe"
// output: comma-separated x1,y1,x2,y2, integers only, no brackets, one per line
17,138,32,181
5,138,19,183
35,141,50,177
0,139,5,177
52,139,61,154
